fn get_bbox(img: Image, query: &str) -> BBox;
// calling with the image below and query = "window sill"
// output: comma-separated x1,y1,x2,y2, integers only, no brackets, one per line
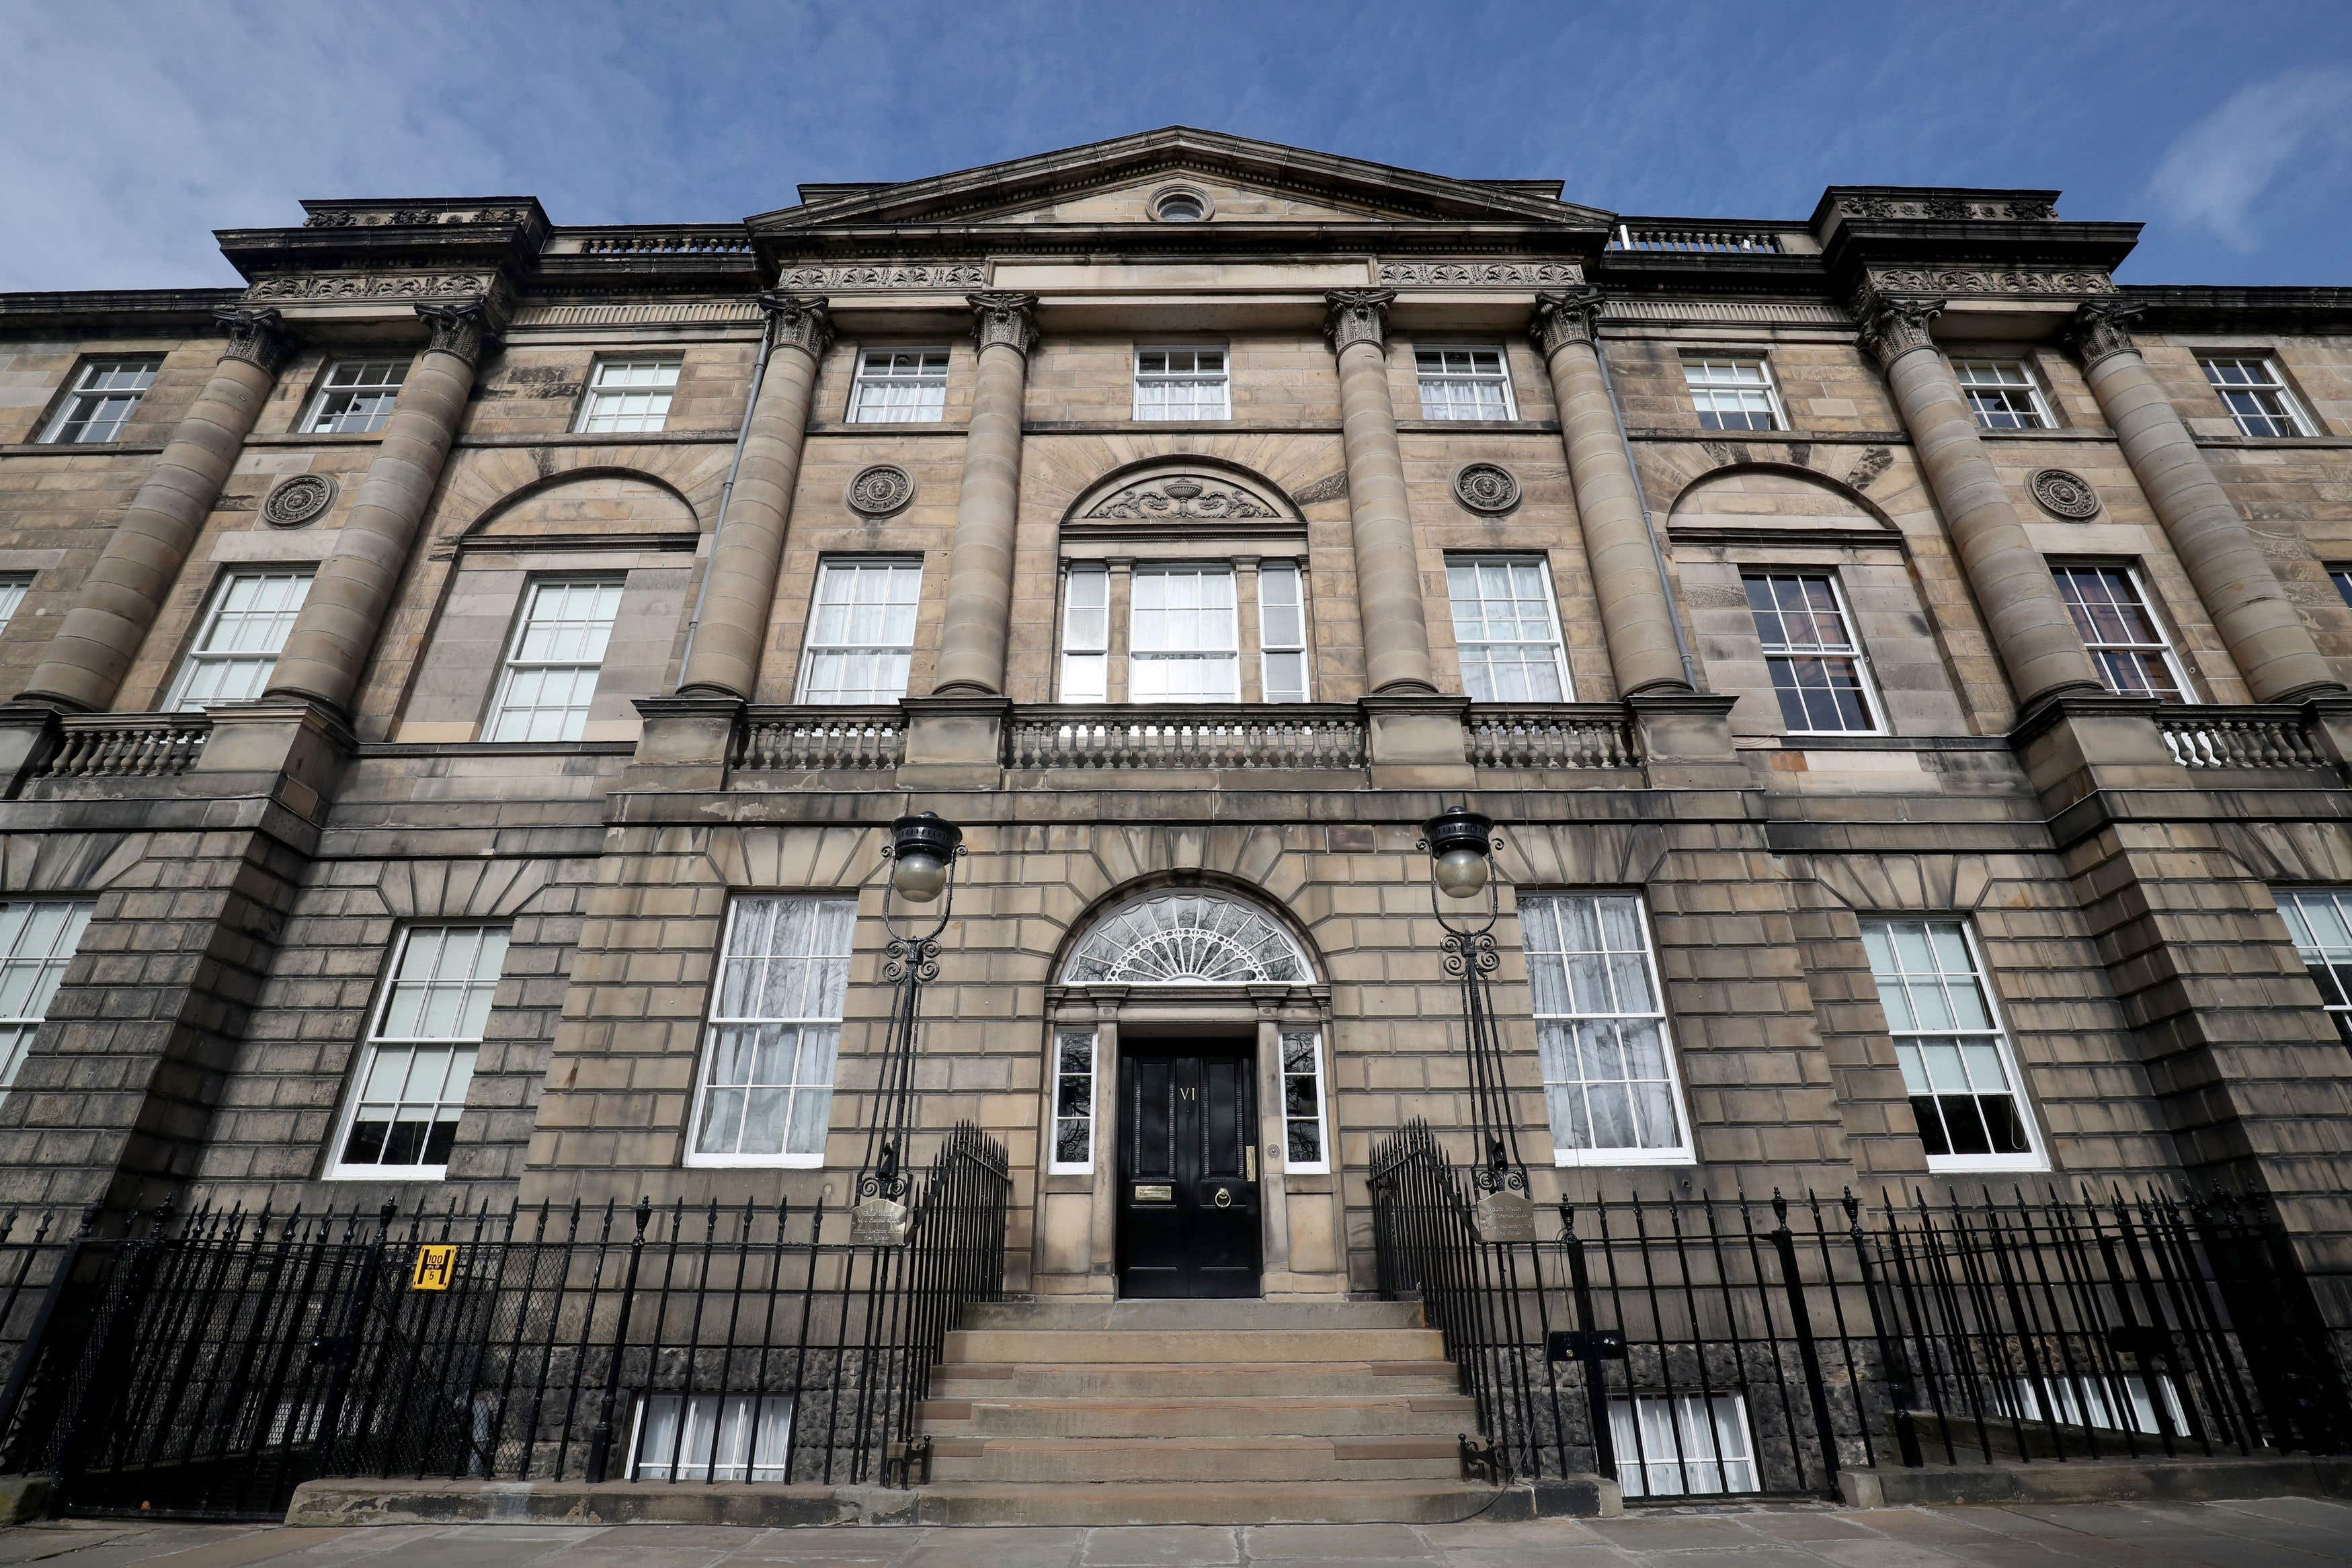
325,1165,450,1182
0,440,167,457
682,1152,825,1169
1393,418,1560,435
1552,1147,1697,1169
1924,1153,2048,1175
1976,427,2113,441
243,431,387,447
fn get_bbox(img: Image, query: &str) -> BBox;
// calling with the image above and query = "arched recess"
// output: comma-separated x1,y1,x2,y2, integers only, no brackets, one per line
458,468,700,549
1666,463,1900,536
1057,884,1317,985
1061,455,1303,527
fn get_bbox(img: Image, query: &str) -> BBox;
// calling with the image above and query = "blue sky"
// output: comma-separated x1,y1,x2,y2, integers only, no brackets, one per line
4,1,2350,292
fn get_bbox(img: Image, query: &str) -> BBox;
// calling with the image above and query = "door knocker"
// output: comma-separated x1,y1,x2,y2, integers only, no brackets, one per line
1213,1187,1234,1209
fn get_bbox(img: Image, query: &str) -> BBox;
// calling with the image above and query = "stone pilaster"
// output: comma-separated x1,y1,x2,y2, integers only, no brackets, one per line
1529,288,1690,697
930,292,1037,700
2069,300,2341,704
22,309,296,713
676,293,834,701
263,300,497,717
1324,290,1437,697
1857,289,2103,710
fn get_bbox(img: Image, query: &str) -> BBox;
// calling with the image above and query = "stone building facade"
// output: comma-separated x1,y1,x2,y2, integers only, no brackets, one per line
1,126,2350,1319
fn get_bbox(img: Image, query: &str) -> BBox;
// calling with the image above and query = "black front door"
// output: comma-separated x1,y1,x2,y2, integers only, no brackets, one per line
1117,1045,1260,1298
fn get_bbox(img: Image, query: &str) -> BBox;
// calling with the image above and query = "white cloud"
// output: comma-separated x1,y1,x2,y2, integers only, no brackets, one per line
2149,67,2352,251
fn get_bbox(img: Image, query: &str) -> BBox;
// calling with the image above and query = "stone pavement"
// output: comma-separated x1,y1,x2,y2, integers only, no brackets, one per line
3,1499,2352,1567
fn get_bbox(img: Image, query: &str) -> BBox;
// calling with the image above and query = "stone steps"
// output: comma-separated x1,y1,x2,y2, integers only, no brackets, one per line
905,1296,1492,1524
920,1392,1475,1438
929,1359,1464,1399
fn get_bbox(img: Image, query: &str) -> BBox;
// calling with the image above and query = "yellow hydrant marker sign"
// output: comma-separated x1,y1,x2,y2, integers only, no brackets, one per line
411,1244,456,1290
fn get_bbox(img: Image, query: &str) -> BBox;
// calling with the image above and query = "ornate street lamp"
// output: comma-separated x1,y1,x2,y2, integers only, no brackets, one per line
1418,806,1535,1241
851,811,966,1245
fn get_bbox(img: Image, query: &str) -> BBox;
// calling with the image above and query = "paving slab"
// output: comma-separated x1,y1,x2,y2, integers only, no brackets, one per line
1239,1522,1436,1558
1076,1526,1240,1565
1583,1513,1772,1550
869,1528,1082,1568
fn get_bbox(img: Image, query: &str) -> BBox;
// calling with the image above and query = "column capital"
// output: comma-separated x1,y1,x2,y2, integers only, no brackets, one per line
755,290,836,358
413,298,501,366
967,291,1040,355
1853,289,1945,370
2068,298,2146,368
1529,286,1605,357
214,308,295,374
1322,289,1395,354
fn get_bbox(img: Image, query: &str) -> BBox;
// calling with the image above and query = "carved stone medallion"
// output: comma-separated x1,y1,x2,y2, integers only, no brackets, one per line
847,464,915,518
261,474,337,528
1453,463,1520,515
2030,468,2100,520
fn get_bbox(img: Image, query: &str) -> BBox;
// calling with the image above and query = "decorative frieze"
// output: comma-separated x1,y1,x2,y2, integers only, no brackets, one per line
1844,447,1894,492
2030,468,2101,520
1836,194,2058,222
1085,477,1279,522
302,206,531,229
245,272,493,303
1868,267,2116,297
1322,289,1393,353
967,291,1040,355
756,292,836,358
214,308,294,373
1376,261,1584,288
1290,472,1348,505
777,263,987,291
1529,287,1605,356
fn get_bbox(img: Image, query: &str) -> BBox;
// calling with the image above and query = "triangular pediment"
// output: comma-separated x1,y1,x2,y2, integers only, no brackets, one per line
752,127,1613,234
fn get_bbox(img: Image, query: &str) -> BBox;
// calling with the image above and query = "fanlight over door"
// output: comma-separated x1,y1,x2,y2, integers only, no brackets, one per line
1062,893,1311,985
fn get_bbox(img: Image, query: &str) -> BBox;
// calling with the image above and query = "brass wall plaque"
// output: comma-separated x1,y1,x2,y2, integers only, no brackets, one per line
1133,1184,1174,1202
1474,1190,1537,1243
850,1196,911,1246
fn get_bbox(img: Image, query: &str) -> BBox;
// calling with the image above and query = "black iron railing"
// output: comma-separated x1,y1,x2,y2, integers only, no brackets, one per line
1369,1120,2351,1500
6,1124,1008,1520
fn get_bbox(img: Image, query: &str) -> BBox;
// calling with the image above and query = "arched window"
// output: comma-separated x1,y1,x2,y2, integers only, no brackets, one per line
1062,891,1311,985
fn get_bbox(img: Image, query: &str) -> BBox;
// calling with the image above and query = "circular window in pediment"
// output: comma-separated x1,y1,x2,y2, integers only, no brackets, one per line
1149,186,1211,223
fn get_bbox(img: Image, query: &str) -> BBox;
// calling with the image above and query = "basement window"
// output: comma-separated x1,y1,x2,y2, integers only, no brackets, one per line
1609,1393,1758,1497
630,1393,793,1481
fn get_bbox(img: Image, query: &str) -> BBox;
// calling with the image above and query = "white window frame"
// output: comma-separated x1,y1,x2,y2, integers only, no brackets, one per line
0,901,95,1095
1059,564,1110,702
847,348,949,424
1048,1026,1097,1175
627,1393,793,1482
1128,565,1240,704
1446,554,1574,703
164,569,313,711
40,358,160,444
2200,355,2313,438
1133,346,1230,421
326,924,510,1182
483,578,624,743
2273,888,2352,1050
1681,354,1786,432
793,559,922,706
574,357,681,434
1257,561,1310,703
303,358,409,434
1523,891,1695,1167
1951,359,2055,431
1609,1393,1760,1498
1742,571,1884,736
1863,918,2045,1174
684,895,855,1170
1414,345,1518,421
2052,563,2197,705
0,576,33,640
2329,567,2352,613
1279,1026,1331,1175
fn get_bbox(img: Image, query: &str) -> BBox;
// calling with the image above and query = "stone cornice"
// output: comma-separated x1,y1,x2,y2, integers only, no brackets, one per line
2121,284,2352,333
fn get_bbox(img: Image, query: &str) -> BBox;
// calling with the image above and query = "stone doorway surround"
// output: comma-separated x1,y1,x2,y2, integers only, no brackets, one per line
1036,981,1342,1299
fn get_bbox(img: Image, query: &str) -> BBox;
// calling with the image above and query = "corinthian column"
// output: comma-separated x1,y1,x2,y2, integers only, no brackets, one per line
678,294,833,700
2070,300,2339,702
1324,290,1435,695
22,310,294,712
1530,289,1689,696
264,300,496,716
932,292,1037,696
1859,292,2102,708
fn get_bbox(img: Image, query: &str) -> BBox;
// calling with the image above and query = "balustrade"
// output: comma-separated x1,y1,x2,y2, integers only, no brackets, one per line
2157,708,2325,770
1465,705,1639,770
33,714,210,781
